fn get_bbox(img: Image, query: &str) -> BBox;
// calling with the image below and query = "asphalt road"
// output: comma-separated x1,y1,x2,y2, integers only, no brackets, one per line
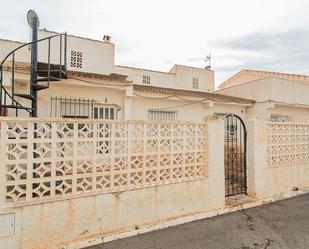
88,193,309,249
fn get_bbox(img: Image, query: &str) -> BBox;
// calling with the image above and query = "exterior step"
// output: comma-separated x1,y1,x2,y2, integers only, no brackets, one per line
36,76,61,82
37,62,66,71
37,69,67,79
14,93,35,100
0,104,34,110
33,84,49,91
37,62,67,79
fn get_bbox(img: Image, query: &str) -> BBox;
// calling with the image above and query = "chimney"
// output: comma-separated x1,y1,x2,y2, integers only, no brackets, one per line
103,35,111,43
204,65,211,70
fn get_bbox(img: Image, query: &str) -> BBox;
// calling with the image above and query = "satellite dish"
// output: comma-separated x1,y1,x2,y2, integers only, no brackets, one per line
27,10,40,28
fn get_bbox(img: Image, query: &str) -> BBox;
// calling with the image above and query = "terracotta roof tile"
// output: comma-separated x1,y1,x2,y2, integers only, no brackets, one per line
220,69,309,89
133,84,255,104
67,71,130,83
2,61,131,83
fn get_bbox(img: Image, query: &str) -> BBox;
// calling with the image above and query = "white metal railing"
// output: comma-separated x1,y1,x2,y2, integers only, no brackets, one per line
266,122,309,167
0,117,208,205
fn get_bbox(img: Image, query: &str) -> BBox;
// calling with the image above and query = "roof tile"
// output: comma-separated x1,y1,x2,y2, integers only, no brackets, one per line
133,84,255,104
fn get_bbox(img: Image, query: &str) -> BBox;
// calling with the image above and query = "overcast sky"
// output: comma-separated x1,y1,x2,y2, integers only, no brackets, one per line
1,0,309,85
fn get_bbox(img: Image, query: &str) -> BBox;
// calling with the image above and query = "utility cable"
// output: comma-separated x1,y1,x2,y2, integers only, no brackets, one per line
68,76,133,87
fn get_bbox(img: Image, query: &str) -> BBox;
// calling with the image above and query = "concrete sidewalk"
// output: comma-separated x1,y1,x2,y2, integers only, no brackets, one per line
87,193,309,249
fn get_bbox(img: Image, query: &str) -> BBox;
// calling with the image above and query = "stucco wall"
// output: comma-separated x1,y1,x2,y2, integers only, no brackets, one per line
114,65,214,93
37,80,126,118
113,66,177,88
170,65,214,92
219,72,265,89
130,94,247,122
270,105,309,122
218,78,309,121
0,117,225,249
38,30,114,75
2,69,248,122
218,77,309,106
217,78,271,101
269,78,309,106
1,178,224,249
0,39,30,63
247,119,309,198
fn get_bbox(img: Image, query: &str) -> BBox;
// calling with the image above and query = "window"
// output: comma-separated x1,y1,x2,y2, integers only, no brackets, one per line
93,106,116,120
142,75,151,84
270,114,292,122
93,106,117,155
70,51,83,68
192,78,199,89
148,109,178,121
51,97,94,118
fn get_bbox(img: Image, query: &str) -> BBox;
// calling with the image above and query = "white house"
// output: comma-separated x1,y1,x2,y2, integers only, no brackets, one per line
217,69,309,122
1,23,309,249
0,29,254,122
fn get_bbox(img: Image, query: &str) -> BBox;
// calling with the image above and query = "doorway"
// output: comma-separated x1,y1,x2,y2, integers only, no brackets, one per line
224,114,247,197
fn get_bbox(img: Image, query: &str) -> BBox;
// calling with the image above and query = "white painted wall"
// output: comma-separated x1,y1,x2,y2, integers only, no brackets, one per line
218,77,309,121
1,33,215,96
114,65,215,92
0,117,225,249
0,39,30,63
170,65,214,92
130,94,247,122
37,80,126,119
113,66,177,88
247,119,309,198
218,77,309,106
38,30,114,75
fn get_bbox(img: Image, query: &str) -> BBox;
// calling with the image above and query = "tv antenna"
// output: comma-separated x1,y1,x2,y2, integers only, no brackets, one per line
204,52,211,69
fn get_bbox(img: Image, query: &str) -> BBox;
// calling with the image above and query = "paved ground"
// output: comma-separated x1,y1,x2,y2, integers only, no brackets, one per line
88,193,309,249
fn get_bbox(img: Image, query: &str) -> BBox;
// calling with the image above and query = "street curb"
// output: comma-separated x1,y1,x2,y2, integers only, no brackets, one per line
61,188,309,249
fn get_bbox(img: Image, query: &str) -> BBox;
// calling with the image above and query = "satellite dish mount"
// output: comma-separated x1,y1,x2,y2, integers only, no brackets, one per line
27,10,40,116
27,10,40,29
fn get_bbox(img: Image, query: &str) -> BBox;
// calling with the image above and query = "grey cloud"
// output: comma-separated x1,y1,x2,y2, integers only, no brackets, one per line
212,29,309,53
215,51,309,72
212,29,309,84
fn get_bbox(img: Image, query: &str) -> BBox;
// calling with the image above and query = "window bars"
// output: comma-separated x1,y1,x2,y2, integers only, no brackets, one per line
50,97,95,118
148,109,178,121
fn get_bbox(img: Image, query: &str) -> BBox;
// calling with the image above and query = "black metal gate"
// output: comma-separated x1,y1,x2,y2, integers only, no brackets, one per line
224,114,247,197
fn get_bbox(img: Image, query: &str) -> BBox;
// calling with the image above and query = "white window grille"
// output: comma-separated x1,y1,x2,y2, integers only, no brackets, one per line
142,75,151,84
192,78,199,89
70,51,83,68
148,109,178,121
50,97,119,120
270,114,292,122
51,97,94,118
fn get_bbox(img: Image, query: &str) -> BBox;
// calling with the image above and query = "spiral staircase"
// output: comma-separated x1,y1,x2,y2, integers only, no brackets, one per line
0,33,67,117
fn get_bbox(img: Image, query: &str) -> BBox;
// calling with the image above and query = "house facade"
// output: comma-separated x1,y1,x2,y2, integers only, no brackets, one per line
0,29,254,123
218,69,309,122
1,25,309,249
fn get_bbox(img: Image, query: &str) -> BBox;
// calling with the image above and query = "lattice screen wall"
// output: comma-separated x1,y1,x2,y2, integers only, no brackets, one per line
0,118,208,205
267,122,309,167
